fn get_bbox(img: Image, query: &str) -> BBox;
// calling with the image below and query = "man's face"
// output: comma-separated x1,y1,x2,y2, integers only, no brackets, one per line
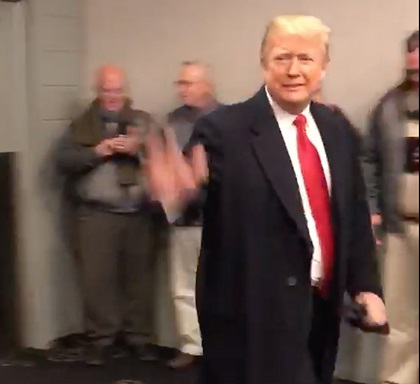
262,33,327,111
406,47,419,84
175,65,211,108
97,73,126,111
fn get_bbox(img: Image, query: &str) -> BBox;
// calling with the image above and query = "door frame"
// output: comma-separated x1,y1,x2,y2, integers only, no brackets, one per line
0,1,28,349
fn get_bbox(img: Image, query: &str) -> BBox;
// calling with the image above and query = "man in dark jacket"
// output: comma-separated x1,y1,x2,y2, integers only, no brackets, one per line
58,65,157,365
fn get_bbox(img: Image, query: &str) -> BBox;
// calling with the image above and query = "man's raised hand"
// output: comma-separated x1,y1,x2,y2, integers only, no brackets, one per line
144,127,208,210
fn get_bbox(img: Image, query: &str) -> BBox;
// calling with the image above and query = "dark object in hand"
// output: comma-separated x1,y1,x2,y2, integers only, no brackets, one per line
345,302,390,335
118,121,129,136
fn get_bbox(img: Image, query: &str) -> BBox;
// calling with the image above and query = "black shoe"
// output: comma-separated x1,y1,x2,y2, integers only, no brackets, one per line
110,345,127,359
167,352,197,369
129,344,159,362
111,333,129,359
85,345,107,366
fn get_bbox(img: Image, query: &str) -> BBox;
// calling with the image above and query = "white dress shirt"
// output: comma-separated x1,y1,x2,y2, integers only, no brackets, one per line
265,88,331,283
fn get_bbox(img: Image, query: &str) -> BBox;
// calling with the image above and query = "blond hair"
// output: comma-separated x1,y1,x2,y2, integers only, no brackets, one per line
260,15,331,61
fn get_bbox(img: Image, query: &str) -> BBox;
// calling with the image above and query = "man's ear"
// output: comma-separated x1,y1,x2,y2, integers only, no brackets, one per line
321,50,330,80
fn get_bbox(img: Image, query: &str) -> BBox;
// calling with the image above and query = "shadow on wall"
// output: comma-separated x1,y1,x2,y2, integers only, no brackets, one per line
36,101,85,341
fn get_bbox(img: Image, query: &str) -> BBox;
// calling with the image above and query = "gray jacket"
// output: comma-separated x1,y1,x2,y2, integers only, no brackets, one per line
363,87,409,233
168,103,223,226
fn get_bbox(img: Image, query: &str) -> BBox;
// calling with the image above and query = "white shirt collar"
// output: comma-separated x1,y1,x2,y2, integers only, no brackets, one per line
264,86,311,127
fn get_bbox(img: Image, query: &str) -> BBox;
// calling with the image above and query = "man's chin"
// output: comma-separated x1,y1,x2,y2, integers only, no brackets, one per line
281,95,310,105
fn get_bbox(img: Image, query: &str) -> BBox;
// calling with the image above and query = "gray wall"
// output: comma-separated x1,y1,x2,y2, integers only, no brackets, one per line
83,0,419,130
0,2,22,153
12,0,84,348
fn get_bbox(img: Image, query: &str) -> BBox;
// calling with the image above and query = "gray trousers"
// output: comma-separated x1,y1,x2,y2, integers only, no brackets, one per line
76,206,155,347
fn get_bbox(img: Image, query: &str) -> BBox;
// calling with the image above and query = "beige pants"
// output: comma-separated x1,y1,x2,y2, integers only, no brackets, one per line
379,223,419,384
170,226,202,356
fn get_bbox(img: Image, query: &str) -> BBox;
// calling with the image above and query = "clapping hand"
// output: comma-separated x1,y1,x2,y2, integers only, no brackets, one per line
94,139,114,157
112,126,141,155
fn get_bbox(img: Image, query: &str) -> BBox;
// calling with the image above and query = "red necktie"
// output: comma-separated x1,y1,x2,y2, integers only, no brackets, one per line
294,114,334,295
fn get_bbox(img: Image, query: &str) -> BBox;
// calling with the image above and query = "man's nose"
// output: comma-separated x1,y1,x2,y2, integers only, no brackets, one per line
287,58,300,76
